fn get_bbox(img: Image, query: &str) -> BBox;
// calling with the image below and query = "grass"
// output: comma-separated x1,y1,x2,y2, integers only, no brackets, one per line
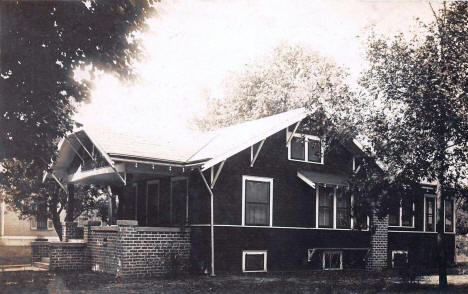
1,270,468,294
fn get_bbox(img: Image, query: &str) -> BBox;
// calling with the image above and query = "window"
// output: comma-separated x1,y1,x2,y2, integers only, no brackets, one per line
425,195,436,232
288,133,323,164
389,199,414,227
336,189,351,229
323,251,342,270
242,250,267,273
444,199,455,233
147,180,160,226
30,203,49,230
171,177,188,226
242,176,273,226
318,186,334,228
392,250,408,268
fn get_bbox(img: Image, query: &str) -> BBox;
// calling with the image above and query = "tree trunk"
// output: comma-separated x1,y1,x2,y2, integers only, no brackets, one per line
437,183,448,288
49,185,63,241
65,184,75,222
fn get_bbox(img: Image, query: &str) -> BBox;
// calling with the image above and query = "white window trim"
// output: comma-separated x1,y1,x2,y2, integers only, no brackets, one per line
287,132,324,165
146,180,160,226
443,198,456,234
242,250,267,273
170,177,189,225
391,250,408,268
316,186,357,230
424,194,437,232
322,250,343,270
242,175,273,227
389,201,415,228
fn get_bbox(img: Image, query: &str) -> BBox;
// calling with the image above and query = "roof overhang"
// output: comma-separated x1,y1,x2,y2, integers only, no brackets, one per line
297,170,349,189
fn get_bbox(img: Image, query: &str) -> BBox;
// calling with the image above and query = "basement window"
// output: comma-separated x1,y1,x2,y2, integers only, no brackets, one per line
392,250,408,268
322,251,342,270
242,250,267,273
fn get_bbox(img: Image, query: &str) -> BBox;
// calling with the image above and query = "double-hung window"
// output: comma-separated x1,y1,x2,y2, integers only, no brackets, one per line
425,195,436,232
318,186,334,228
336,189,351,229
242,176,273,226
288,133,323,164
444,199,455,233
389,198,414,227
316,186,352,229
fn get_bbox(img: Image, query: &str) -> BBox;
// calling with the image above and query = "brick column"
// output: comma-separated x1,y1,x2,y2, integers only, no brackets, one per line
116,220,138,277
366,213,389,270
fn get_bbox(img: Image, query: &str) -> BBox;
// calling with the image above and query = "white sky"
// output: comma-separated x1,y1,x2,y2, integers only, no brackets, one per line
75,0,440,137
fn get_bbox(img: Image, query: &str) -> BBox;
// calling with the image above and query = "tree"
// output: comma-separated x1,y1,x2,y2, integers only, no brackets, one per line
359,2,468,287
0,159,107,240
197,43,365,155
0,0,155,233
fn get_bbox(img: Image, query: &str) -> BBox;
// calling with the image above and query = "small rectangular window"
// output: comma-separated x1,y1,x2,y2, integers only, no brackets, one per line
318,187,334,228
425,196,436,232
243,176,273,226
392,250,408,268
290,137,305,160
323,251,342,270
242,250,267,273
445,200,454,233
307,138,322,163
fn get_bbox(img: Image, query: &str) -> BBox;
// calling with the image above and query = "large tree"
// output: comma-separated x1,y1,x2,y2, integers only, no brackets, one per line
0,1,155,233
359,2,468,287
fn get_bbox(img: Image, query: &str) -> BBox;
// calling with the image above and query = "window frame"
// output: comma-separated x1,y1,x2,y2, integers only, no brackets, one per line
391,250,408,268
424,194,437,232
287,133,324,165
242,250,267,273
322,250,343,270
242,175,273,227
388,200,415,228
444,199,455,234
146,179,160,226
315,186,355,230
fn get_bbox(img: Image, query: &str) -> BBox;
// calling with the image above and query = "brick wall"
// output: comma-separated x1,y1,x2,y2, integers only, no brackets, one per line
366,213,389,270
88,220,191,278
49,242,89,271
31,241,50,262
62,222,84,242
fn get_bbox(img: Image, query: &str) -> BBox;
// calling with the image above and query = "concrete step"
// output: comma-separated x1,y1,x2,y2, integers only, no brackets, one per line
41,257,50,263
33,261,49,270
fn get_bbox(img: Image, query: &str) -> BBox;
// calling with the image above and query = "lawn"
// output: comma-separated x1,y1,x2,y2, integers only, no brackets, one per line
1,270,468,294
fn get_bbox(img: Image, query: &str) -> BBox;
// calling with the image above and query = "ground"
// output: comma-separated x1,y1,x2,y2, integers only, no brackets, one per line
1,271,468,294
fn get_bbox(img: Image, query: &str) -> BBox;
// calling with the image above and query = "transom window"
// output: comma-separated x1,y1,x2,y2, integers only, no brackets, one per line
323,251,342,270
288,133,323,164
425,195,436,232
242,176,273,226
444,199,455,233
389,199,414,227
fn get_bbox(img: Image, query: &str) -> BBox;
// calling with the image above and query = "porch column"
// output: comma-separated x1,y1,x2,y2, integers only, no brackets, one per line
366,212,389,270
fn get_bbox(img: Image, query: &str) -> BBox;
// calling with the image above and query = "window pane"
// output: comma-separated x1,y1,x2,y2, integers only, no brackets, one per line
319,187,334,228
290,137,305,160
445,200,454,232
426,198,435,231
172,179,187,225
336,191,350,229
147,183,159,226
245,181,270,203
245,180,270,226
324,251,341,269
307,139,321,163
245,253,265,271
401,200,413,226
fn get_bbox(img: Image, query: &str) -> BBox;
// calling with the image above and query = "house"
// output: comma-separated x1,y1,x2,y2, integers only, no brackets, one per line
45,108,456,276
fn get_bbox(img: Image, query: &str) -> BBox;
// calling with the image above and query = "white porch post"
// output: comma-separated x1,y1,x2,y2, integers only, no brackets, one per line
199,169,216,277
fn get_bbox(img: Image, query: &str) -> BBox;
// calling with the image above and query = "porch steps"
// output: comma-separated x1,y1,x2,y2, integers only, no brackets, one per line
32,258,50,270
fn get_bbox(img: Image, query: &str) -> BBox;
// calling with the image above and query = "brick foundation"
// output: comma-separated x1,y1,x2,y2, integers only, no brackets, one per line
89,220,191,278
49,242,89,271
31,241,50,262
366,213,389,270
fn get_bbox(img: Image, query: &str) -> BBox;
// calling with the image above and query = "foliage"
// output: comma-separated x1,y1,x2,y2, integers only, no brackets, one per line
358,1,468,287
0,0,155,166
0,158,107,240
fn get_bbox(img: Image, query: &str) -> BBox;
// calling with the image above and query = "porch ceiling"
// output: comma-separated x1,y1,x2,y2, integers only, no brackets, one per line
297,170,349,188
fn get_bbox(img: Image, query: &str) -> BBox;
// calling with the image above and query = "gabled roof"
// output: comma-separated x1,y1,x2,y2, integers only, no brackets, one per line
54,108,309,173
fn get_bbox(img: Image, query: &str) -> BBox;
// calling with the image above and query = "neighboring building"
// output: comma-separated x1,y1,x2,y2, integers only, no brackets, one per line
48,108,456,275
0,200,58,246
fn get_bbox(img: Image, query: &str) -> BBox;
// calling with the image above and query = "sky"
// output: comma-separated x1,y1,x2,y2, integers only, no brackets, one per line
75,0,440,137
